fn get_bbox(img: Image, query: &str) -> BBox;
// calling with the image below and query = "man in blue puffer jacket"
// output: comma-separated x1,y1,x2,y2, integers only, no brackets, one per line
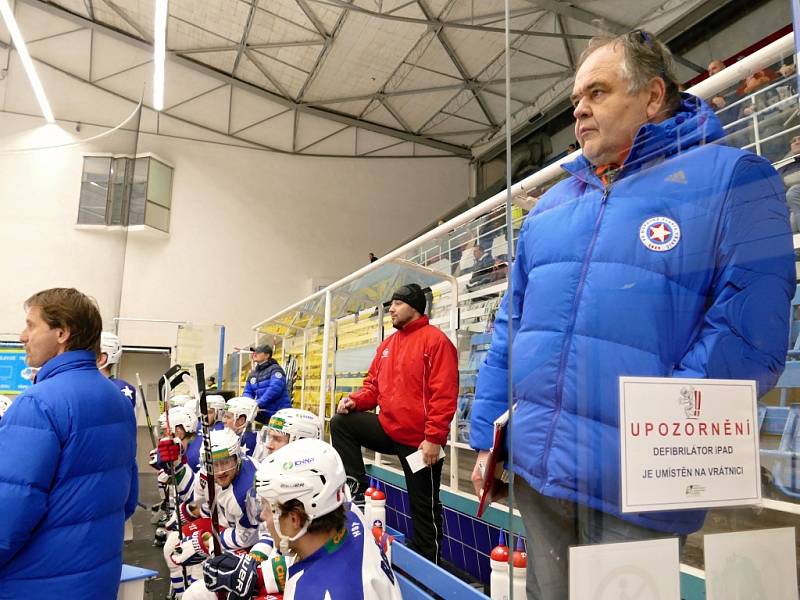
0,288,138,599
469,31,795,599
243,344,291,425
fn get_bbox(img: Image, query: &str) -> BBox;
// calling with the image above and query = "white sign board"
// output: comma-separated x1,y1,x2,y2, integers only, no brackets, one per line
704,528,798,600
569,537,680,600
619,377,760,513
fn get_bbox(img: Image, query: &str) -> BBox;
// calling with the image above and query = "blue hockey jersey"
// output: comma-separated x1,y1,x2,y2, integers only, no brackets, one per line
282,510,402,600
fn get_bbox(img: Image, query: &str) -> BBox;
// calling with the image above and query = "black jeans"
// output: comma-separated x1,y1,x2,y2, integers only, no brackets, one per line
330,411,443,563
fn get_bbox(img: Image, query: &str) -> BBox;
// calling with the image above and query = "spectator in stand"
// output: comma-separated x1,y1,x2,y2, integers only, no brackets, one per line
368,252,378,263
777,63,797,98
779,134,800,233
567,143,578,153
708,59,726,76
707,58,739,128
465,245,495,290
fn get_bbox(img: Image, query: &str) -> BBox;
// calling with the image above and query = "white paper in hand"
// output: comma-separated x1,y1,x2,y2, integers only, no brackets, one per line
406,447,446,473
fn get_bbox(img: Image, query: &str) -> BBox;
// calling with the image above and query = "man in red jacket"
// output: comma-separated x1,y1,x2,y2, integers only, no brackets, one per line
330,283,458,564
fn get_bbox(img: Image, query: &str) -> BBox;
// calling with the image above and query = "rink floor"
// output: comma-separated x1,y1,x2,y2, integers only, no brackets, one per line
122,428,173,599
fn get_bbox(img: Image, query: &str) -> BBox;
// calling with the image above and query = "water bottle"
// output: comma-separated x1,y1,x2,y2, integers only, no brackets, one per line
490,530,510,600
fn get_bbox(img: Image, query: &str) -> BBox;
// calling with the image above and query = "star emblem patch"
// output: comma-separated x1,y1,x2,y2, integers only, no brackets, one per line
639,216,680,252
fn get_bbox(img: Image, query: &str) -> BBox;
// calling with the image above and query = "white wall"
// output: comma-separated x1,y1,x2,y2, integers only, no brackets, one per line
0,110,468,357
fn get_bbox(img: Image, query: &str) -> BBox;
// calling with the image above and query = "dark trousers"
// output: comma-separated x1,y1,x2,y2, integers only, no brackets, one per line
516,478,684,600
330,411,443,563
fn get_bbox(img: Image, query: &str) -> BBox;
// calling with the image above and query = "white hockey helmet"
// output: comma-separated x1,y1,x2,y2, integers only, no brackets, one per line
225,396,258,425
206,394,227,411
183,397,200,420
268,408,322,443
168,393,194,408
0,396,12,418
209,427,242,462
166,406,198,435
255,438,346,552
100,332,122,367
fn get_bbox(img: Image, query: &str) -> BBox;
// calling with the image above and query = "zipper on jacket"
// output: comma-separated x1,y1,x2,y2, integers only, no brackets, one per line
539,183,612,479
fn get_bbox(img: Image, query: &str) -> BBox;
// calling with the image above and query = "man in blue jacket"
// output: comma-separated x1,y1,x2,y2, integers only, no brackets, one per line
243,344,291,425
0,288,138,599
469,31,795,600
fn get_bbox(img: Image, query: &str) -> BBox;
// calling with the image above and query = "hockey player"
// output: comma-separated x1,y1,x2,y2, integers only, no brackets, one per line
223,396,259,457
253,407,322,462
202,438,402,599
151,405,202,546
98,331,136,410
205,394,227,432
165,427,260,597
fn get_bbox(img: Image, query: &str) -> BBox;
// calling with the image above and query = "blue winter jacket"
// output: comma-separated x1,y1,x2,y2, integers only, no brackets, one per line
470,95,795,534
243,358,291,424
0,350,138,598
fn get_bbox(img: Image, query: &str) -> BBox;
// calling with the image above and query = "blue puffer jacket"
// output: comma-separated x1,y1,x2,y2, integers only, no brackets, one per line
243,359,291,424
471,95,795,534
0,350,138,598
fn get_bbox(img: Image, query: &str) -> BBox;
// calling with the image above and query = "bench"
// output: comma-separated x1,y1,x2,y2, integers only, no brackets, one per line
390,534,488,600
118,564,159,600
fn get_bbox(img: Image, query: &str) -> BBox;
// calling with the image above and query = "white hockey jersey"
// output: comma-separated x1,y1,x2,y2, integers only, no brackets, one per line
193,456,260,551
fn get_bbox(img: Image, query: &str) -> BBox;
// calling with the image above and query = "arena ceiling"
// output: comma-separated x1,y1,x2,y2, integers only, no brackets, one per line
27,0,724,156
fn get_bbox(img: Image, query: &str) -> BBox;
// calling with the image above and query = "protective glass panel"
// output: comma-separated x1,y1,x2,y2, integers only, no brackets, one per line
496,25,800,600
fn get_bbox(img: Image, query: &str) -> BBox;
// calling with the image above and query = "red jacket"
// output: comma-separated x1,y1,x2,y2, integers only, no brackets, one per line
351,316,458,447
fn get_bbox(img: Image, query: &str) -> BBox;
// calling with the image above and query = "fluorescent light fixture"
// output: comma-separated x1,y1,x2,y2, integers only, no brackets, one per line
0,0,54,123
153,0,168,111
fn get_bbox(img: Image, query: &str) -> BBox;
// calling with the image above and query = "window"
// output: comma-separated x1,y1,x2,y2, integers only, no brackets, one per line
77,154,173,232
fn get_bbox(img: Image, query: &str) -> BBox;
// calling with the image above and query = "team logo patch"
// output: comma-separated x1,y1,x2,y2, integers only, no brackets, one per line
274,373,283,379
250,377,256,384
639,216,680,252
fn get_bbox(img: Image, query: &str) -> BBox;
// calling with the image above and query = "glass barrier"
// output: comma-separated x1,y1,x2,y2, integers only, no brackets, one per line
251,26,800,600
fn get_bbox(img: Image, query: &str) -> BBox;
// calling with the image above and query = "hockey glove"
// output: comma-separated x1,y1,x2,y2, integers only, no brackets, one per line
158,436,183,463
181,516,214,538
203,552,259,599
170,530,210,566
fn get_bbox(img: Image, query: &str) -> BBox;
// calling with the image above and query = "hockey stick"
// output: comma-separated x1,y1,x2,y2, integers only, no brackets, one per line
196,362,226,600
163,407,190,592
135,373,157,448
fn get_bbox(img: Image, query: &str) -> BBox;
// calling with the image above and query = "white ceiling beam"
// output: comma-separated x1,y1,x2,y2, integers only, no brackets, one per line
555,14,575,70
305,0,592,39
416,0,497,127
180,40,326,55
244,48,292,98
295,0,352,102
295,0,329,37
233,0,258,76
527,0,705,73
26,0,471,156
99,0,151,42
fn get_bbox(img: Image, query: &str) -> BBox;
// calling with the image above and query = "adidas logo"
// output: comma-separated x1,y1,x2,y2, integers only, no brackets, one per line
665,170,687,184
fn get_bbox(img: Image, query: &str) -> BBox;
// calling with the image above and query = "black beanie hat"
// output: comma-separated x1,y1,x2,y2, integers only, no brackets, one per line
391,283,426,315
